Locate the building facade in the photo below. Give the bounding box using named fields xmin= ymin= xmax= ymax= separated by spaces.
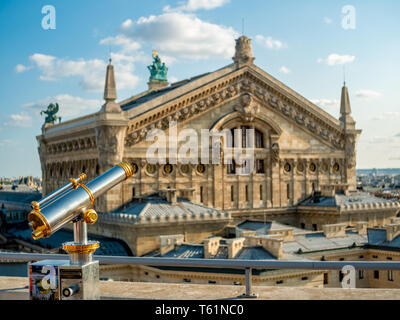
xmin=36 ymin=36 xmax=362 ymax=222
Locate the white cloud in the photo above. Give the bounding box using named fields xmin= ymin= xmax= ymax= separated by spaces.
xmin=163 ymin=0 xmax=230 ymax=12
xmin=26 ymin=53 xmax=139 ymax=92
xmin=371 ymin=111 xmax=400 ymax=121
xmin=279 ymin=66 xmax=291 ymax=74
xmin=355 ymin=90 xmax=382 ymax=100
xmin=15 ymin=64 xmax=31 ymax=73
xmin=324 ymin=17 xmax=333 ymax=24
xmin=118 ymin=12 xmax=238 ymax=60
xmin=318 ymin=53 xmax=355 ymax=66
xmin=23 ymin=94 xmax=102 ymax=119
xmin=255 ymin=35 xmax=286 ymax=50
xmin=5 ymin=112 xmax=33 ymax=127
xmin=99 ymin=34 xmax=141 ymax=54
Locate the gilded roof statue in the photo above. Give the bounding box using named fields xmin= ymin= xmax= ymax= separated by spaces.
xmin=147 ymin=50 xmax=168 ymax=83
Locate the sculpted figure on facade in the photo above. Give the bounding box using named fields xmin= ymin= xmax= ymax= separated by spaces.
xmin=95 ymin=126 xmax=125 ymax=169
xmin=233 ymin=35 xmax=255 ymax=65
xmin=271 ymin=143 xmax=280 ymax=165
xmin=235 ymin=93 xmax=259 ymax=122
xmin=345 ymin=134 xmax=357 ymax=169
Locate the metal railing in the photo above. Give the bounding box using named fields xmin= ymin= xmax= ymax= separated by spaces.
xmin=2 ymin=252 xmax=400 ymax=298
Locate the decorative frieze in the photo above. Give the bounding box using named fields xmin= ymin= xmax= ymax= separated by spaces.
xmin=46 ymin=137 xmax=97 ymax=155
xmin=124 ymin=72 xmax=346 ymax=150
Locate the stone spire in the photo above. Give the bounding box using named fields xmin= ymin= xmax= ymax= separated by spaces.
xmin=101 ymin=58 xmax=121 ymax=113
xmin=104 ymin=58 xmax=117 ymax=102
xmin=339 ymin=83 xmax=355 ymax=128
xmin=233 ymin=35 xmax=255 ymax=66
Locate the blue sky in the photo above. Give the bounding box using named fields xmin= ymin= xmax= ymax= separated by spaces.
xmin=0 ymin=0 xmax=399 ymax=177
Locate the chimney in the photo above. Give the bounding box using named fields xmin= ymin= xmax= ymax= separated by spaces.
xmin=226 ymin=238 xmax=245 ymax=259
xmin=159 ymin=234 xmax=184 ymax=255
xmin=355 ymin=222 xmax=368 ymax=235
xmin=203 ymin=237 xmax=221 ymax=259
xmin=244 ymin=236 xmax=283 ymax=259
xmin=385 ymin=223 xmax=400 ymax=242
xmin=160 ymin=188 xmax=177 ymax=204
xmin=322 ymin=223 xmax=347 ymax=238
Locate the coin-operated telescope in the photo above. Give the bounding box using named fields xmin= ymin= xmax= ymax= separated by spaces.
xmin=27 ymin=162 xmax=134 ymax=300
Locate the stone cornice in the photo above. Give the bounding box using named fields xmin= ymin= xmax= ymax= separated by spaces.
xmin=98 ymin=211 xmax=231 ymax=226
xmin=124 ymin=67 xmax=346 ymax=150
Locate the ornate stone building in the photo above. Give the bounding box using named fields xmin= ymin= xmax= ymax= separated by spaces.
xmin=37 ymin=35 xmax=362 ymax=222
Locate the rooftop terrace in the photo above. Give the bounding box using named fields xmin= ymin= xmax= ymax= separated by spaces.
xmin=1 ymin=276 xmax=400 ymax=300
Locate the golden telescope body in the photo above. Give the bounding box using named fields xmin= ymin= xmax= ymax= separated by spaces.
xmin=28 ymin=162 xmax=134 ymax=240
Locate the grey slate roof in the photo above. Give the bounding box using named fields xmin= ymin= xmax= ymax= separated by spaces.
xmin=298 ymin=191 xmax=396 ymax=208
xmin=0 ymin=191 xmax=41 ymax=204
xmin=237 ymin=220 xmax=305 ymax=235
xmin=12 ymin=228 xmax=132 ymax=256
xmin=152 ymin=242 xmax=276 ymax=260
xmin=282 ymin=232 xmax=367 ymax=255
xmin=120 ymin=72 xmax=211 ymax=111
xmin=367 ymin=228 xmax=400 ymax=249
xmin=119 ymin=196 xmax=218 ymax=218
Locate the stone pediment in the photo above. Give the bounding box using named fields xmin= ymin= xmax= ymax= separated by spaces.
xmin=125 ymin=65 xmax=345 ymax=149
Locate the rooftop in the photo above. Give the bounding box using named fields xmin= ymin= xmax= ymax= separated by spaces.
xmin=298 ymin=191 xmax=400 ymax=209
xmin=2 ymin=276 xmax=400 ymax=300
xmin=117 ymin=195 xmax=221 ymax=219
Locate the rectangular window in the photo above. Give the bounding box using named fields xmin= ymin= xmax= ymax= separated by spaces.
xmin=227 ymin=160 xmax=236 ymax=174
xmin=287 ymin=183 xmax=291 ymax=200
xmin=256 ymin=159 xmax=265 ymax=173
xmin=388 ymin=270 xmax=394 ymax=282
xmin=241 ymin=126 xmax=250 ymax=148
xmin=374 ymin=270 xmax=379 ymax=279
xmin=323 ymin=273 xmax=328 ymax=285
xmin=255 ymin=130 xmax=264 ymax=148
xmin=200 ymin=186 xmax=204 ymax=203
xmin=132 ymin=187 xmax=135 ymax=198
xmin=276 ymin=280 xmax=283 ymax=284
xmin=245 ymin=185 xmax=249 ymax=202
xmin=359 ymin=270 xmax=364 ymax=279
xmin=260 ymin=184 xmax=263 ymax=201
xmin=231 ymin=185 xmax=234 ymax=202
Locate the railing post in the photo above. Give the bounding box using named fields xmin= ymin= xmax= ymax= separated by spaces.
xmin=239 ymin=267 xmax=258 ymax=298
